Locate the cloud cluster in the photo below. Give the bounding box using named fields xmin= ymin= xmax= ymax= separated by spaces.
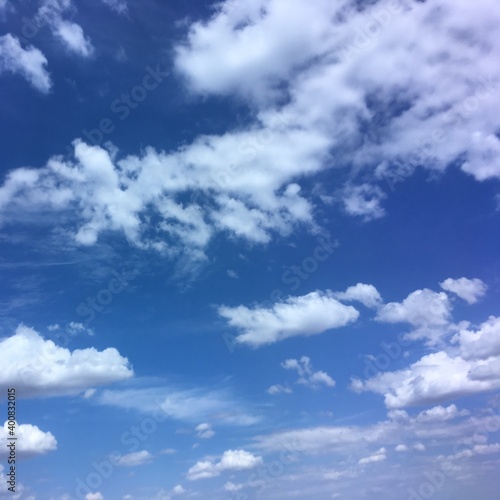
xmin=187 ymin=449 xmax=262 ymax=480
xmin=353 ymin=315 xmax=500 ymax=408
xmin=0 ymin=324 xmax=133 ymax=398
xmin=1 ymin=0 xmax=499 ymax=256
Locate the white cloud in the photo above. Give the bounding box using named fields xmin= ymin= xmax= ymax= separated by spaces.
xmin=219 ymin=291 xmax=359 ymax=347
xmin=377 ymin=289 xmax=451 ymax=328
xmin=0 ymin=421 xmax=57 ymax=458
xmin=0 ymin=34 xmax=52 ymax=93
xmin=0 ymin=324 xmax=133 ymax=398
xmin=114 ymin=450 xmax=153 ymax=467
xmin=36 ymin=0 xmax=94 ymax=57
xmin=267 ymin=384 xmax=292 ymax=395
xmin=1 ymin=0 xmax=500 ymax=258
xmin=333 ymin=283 xmax=382 ymax=309
xmin=187 ymin=449 xmax=262 ymax=481
xmin=282 ymin=356 xmax=335 ymax=388
xmin=171 ymin=484 xmax=185 ymax=495
xmin=195 ymin=423 xmax=215 ymax=439
xmin=457 ymin=316 xmax=500 ymax=360
xmin=224 ymin=481 xmax=243 ymax=492
xmin=101 ymin=0 xmax=128 ymax=14
xmin=85 ymin=494 xmax=104 ymax=500
xmin=415 ymin=404 xmax=469 ymax=423
xmin=413 ymin=443 xmax=426 ymax=452
xmin=352 ymin=346 xmax=500 ymax=408
xmin=440 ymin=277 xmax=488 ymax=304
xmin=358 ymin=447 xmax=386 ymax=465
xmin=395 ymin=444 xmax=407 ymax=452
xmin=341 ymin=184 xmax=386 ymax=221
xmin=53 ymin=20 xmax=94 ymax=57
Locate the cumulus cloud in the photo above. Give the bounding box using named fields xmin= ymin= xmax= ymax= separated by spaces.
xmin=219 ymin=291 xmax=359 ymax=347
xmin=0 ymin=34 xmax=52 ymax=93
xmin=0 ymin=324 xmax=133 ymax=398
xmin=195 ymin=423 xmax=215 ymax=439
xmin=281 ymin=356 xmax=335 ymax=388
xmin=0 ymin=421 xmax=57 ymax=458
xmin=333 ymin=283 xmax=382 ymax=309
xmin=113 ymin=450 xmax=153 ymax=466
xmin=186 ymin=449 xmax=262 ymax=480
xmin=440 ymin=277 xmax=488 ymax=304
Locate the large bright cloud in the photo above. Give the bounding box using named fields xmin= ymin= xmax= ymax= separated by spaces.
xmin=218 ymin=291 xmax=359 ymax=347
xmin=0 ymin=324 xmax=133 ymax=397
xmin=0 ymin=34 xmax=52 ymax=93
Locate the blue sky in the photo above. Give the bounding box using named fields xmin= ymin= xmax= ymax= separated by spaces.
xmin=0 ymin=0 xmax=500 ymax=499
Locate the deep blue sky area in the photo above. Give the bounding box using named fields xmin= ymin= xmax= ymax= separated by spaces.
xmin=1 ymin=1 xmax=500 ymax=499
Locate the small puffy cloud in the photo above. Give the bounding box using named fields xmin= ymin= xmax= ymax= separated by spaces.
xmin=100 ymin=0 xmax=128 ymax=14
xmin=282 ymin=356 xmax=335 ymax=388
xmin=267 ymin=384 xmax=292 ymax=395
xmin=0 ymin=324 xmax=133 ymax=398
xmin=224 ymin=482 xmax=243 ymax=492
xmin=85 ymin=494 xmax=104 ymax=500
xmin=395 ymin=444 xmax=408 ymax=452
xmin=333 ymin=283 xmax=382 ymax=309
xmin=440 ymin=277 xmax=487 ymax=304
xmin=414 ymin=443 xmax=426 ymax=452
xmin=171 ymin=484 xmax=185 ymax=495
xmin=341 ymin=184 xmax=386 ymax=221
xmin=53 ymin=20 xmax=94 ymax=57
xmin=219 ymin=291 xmax=359 ymax=347
xmin=227 ymin=270 xmax=239 ymax=279
xmin=0 ymin=421 xmax=57 ymax=458
xmin=0 ymin=34 xmax=52 ymax=93
xmin=113 ymin=450 xmax=153 ymax=467
xmin=358 ymin=447 xmax=386 ymax=465
xmin=187 ymin=449 xmax=262 ymax=481
xmin=195 ymin=423 xmax=215 ymax=439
